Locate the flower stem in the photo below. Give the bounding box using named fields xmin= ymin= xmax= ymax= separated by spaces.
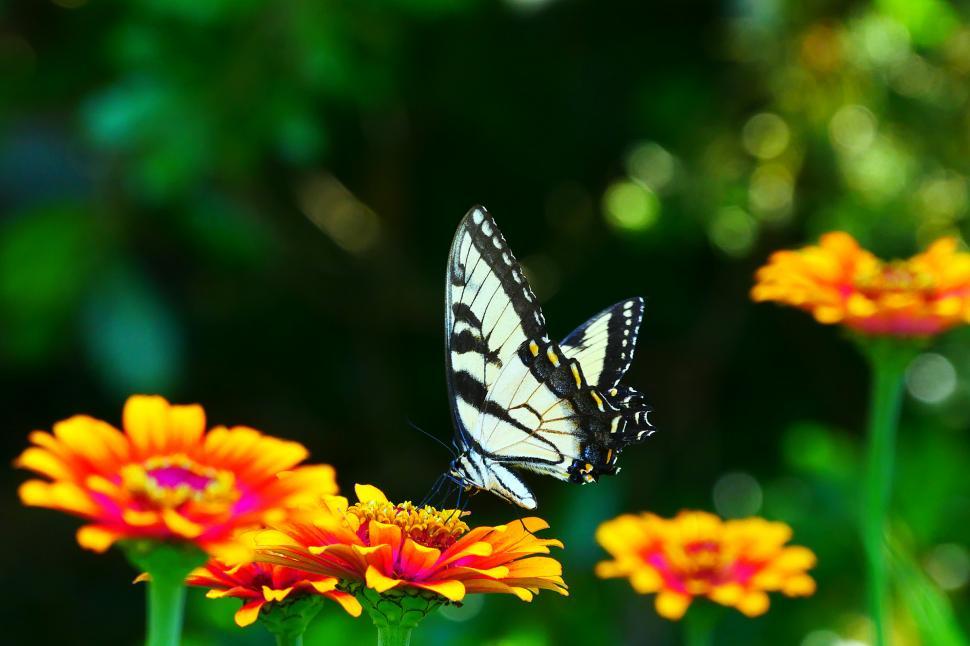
xmin=683 ymin=603 xmax=717 ymax=646
xmin=146 ymin=573 xmax=189 ymax=646
xmin=354 ymin=586 xmax=441 ymax=646
xmin=859 ymin=339 xmax=916 ymax=646
xmin=122 ymin=540 xmax=208 ymax=646
xmin=259 ymin=596 xmax=322 ymax=646
xmin=376 ymin=624 xmax=413 ymax=646
xmin=275 ymin=634 xmax=304 ymax=646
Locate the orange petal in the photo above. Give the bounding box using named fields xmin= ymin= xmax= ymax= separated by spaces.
xmin=308 ymin=579 xmax=339 ymax=594
xmin=77 ymin=525 xmax=123 ymax=552
xmin=123 ymin=395 xmax=171 ymax=457
xmin=655 ymin=591 xmax=691 ymax=620
xmin=161 ymin=508 xmax=204 ymax=538
xmin=262 ymin=585 xmax=293 ymax=602
xmin=737 ymin=591 xmax=770 ymax=617
xmin=364 ymin=565 xmax=401 ymax=593
xmin=413 ymin=579 xmax=465 ymax=602
xmin=354 ymin=484 xmax=388 ymax=504
xmin=132 ymin=572 xmax=151 ymax=584
xmin=327 ymin=590 xmax=363 ymax=617
xmin=234 ymin=600 xmax=264 ymax=627
xmin=20 ymin=480 xmax=99 ymax=515
xmin=398 ymin=538 xmax=441 ymax=577
xmin=123 ymin=509 xmax=160 ymax=527
xmin=167 ymin=404 xmax=206 ymax=452
xmin=14 ymin=448 xmax=74 ymax=481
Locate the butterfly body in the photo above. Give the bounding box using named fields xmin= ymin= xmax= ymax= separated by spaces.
xmin=444 ymin=206 xmax=654 ymax=509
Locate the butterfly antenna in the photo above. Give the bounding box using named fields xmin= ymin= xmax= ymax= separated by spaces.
xmin=406 ymin=418 xmax=457 ymax=458
xmin=420 ymin=473 xmax=446 ymax=508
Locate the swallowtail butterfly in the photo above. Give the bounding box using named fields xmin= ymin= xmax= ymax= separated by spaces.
xmin=444 ymin=206 xmax=654 ymax=509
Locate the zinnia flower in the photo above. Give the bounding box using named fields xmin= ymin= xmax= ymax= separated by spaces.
xmin=16 ymin=394 xmax=337 ymax=557
xmin=752 ymin=233 xmax=970 ymax=336
xmin=595 ymin=510 xmax=816 ymax=620
xmin=253 ymin=484 xmax=568 ymax=604
xmin=186 ymin=561 xmax=362 ymax=627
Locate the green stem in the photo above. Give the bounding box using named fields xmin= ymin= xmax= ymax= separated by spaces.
xmin=122 ymin=540 xmax=208 ymax=646
xmin=683 ymin=603 xmax=717 ymax=646
xmin=860 ymin=339 xmax=915 ymax=646
xmin=376 ymin=624 xmax=413 ymax=646
xmin=275 ymin=634 xmax=304 ymax=646
xmin=259 ymin=596 xmax=321 ymax=646
xmin=354 ymin=586 xmax=441 ymax=646
xmin=146 ymin=573 xmax=188 ymax=646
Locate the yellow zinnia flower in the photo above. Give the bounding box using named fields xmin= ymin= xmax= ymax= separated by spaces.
xmin=595 ymin=510 xmax=816 ymax=620
xmin=16 ymin=394 xmax=337 ymax=557
xmin=752 ymin=233 xmax=970 ymax=336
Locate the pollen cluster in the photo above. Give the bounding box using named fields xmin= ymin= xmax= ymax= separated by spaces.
xmin=347 ymin=500 xmax=469 ymax=550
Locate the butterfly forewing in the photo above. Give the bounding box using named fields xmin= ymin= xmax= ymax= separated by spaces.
xmin=445 ymin=206 xmax=547 ymax=443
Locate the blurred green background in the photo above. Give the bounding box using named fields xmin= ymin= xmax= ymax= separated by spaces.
xmin=3 ymin=0 xmax=970 ymax=644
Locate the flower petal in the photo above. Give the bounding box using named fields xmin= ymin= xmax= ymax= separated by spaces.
xmin=76 ymin=525 xmax=123 ymax=552
xmin=354 ymin=484 xmax=388 ymax=505
xmin=412 ymin=579 xmax=465 ymax=602
xmin=365 ymin=565 xmax=401 ymax=593
xmin=234 ymin=600 xmax=264 ymax=627
xmin=655 ymin=591 xmax=691 ymax=620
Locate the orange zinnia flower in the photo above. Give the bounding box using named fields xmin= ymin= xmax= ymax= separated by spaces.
xmin=253 ymin=484 xmax=567 ymax=604
xmin=595 ymin=511 xmax=816 ymax=620
xmin=16 ymin=395 xmax=337 ymax=556
xmin=752 ymin=233 xmax=970 ymax=336
xmin=186 ymin=561 xmax=362 ymax=627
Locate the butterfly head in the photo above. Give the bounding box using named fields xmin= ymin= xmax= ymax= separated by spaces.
xmin=447 ymin=451 xmax=538 ymax=509
xmin=447 ymin=452 xmax=483 ymax=493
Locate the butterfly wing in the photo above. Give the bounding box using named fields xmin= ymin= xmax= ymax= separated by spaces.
xmin=445 ymin=207 xmax=654 ymax=507
xmin=560 ymin=298 xmax=644 ymax=390
xmin=445 ymin=205 xmax=548 ymax=451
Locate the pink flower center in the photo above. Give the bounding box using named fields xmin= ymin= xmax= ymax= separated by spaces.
xmin=120 ymin=455 xmax=238 ymax=509
xmin=147 ymin=465 xmax=213 ymax=491
xmin=642 ymin=540 xmax=763 ymax=594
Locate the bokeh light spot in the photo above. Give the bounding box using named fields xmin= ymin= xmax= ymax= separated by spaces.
xmin=855 ymin=15 xmax=911 ymax=68
xmin=905 ymin=352 xmax=957 ymax=404
xmin=924 ymin=543 xmax=970 ymax=591
xmin=840 ymin=135 xmax=911 ymax=203
xmin=829 ymin=105 xmax=876 ymax=155
xmin=713 ymin=471 xmax=763 ymax=518
xmin=709 ymin=206 xmax=757 ymax=257
xmin=748 ymin=163 xmax=794 ymax=219
xmin=742 ymin=113 xmax=790 ymax=160
xmin=625 ymin=142 xmax=676 ymax=192
xmin=916 ymin=171 xmax=967 ymax=221
xmin=602 ymin=180 xmax=660 ymax=232
xmin=439 ymin=593 xmax=485 ymax=621
xmin=298 ymin=174 xmax=381 ymax=254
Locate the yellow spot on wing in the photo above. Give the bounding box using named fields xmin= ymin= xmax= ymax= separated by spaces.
xmin=590 ymin=390 xmax=604 ymax=411
xmin=529 ymin=341 xmax=540 ymax=357
xmin=547 ymin=347 xmax=560 ymax=367
xmin=570 ymin=364 xmax=582 ymax=388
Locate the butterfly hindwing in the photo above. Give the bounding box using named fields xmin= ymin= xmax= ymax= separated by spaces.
xmin=561 ymin=297 xmax=644 ymax=390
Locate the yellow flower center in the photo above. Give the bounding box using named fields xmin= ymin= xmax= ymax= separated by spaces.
xmin=120 ymin=454 xmax=239 ymax=509
xmin=347 ymin=500 xmax=469 ymax=550
xmin=854 ymin=261 xmax=935 ymax=295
